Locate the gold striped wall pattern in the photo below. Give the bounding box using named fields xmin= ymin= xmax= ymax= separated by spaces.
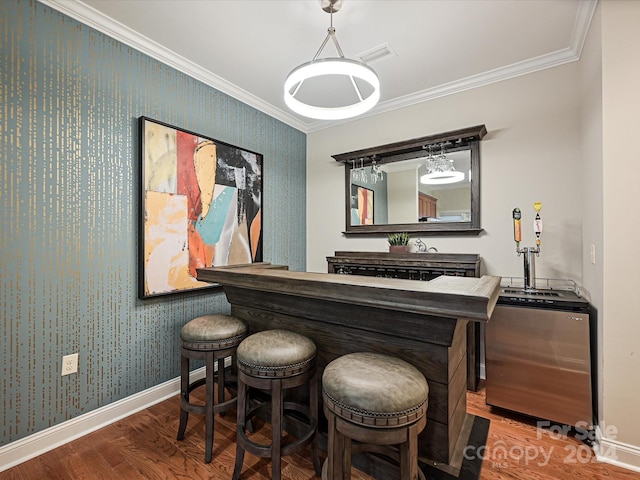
xmin=0 ymin=0 xmax=307 ymax=445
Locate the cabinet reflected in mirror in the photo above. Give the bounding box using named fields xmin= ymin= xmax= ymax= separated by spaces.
xmin=335 ymin=125 xmax=486 ymax=236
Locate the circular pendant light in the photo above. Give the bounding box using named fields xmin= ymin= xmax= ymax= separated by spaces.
xmin=420 ymin=171 xmax=465 ymax=185
xmin=284 ymin=1 xmax=380 ymax=120
xmin=284 ymin=58 xmax=380 ymax=120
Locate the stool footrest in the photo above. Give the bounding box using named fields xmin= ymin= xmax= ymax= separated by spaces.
xmin=237 ymin=403 xmax=318 ymax=459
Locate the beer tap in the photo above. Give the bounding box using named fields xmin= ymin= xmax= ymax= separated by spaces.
xmin=513 ymin=202 xmax=542 ymax=291
xmin=533 ymin=201 xmax=543 ymax=249
xmin=512 ymin=207 xmax=522 ymax=250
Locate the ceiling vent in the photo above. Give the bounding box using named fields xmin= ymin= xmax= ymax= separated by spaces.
xmin=357 ymin=42 xmax=397 ymax=65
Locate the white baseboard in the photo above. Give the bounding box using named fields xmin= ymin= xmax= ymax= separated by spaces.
xmin=595 ymin=428 xmax=640 ymax=473
xmin=0 ymin=367 xmax=205 ymax=472
xmin=7 ymin=365 xmax=640 ymax=476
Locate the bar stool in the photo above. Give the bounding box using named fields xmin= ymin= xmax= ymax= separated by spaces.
xmin=322 ymin=352 xmax=429 ymax=480
xmin=176 ymin=314 xmax=248 ymax=463
xmin=233 ymin=329 xmax=322 ymax=480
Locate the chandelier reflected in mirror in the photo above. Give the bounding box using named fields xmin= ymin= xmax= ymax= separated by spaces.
xmin=284 ymin=0 xmax=380 ymax=120
xmin=420 ymin=144 xmax=465 ymax=185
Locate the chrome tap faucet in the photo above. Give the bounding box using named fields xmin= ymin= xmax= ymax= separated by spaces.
xmin=517 ymin=246 xmax=540 ymax=291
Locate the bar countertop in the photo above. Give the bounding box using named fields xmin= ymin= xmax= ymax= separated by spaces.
xmin=197 ymin=263 xmax=501 ymax=322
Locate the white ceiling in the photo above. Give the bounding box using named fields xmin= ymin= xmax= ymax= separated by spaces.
xmin=42 ymin=0 xmax=597 ymax=133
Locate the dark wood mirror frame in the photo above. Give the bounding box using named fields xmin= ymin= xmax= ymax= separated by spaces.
xmin=332 ymin=125 xmax=487 ymax=236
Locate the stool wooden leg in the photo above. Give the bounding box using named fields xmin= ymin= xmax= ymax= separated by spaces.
xmin=176 ymin=354 xmax=189 ymax=441
xmin=309 ymin=371 xmax=322 ymax=476
xmin=271 ymin=379 xmax=283 ymax=480
xmin=232 ymin=375 xmax=247 ymax=480
xmin=399 ymin=422 xmax=420 ymax=480
xmin=217 ymin=357 xmax=226 ymax=414
xmin=204 ymin=351 xmax=215 ymax=463
xmin=341 ymin=433 xmax=352 ymax=480
xmin=326 ymin=411 xmax=336 ymax=479
xmin=326 ymin=411 xmax=350 ymax=480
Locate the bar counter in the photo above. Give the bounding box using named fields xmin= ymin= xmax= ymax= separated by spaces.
xmin=197 ymin=263 xmax=500 ymax=475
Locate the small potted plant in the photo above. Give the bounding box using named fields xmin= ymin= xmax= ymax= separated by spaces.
xmin=387 ymin=232 xmax=410 ymax=253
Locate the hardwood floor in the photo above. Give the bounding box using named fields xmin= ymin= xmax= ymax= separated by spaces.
xmin=2 ymin=382 xmax=639 ymax=480
xmin=466 ymin=384 xmax=640 ymax=480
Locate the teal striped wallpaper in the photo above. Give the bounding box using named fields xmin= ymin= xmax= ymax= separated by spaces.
xmin=0 ymin=0 xmax=306 ymax=445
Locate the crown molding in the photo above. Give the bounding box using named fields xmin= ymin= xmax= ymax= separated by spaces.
xmin=308 ymin=0 xmax=599 ymax=133
xmin=571 ymin=0 xmax=599 ymax=57
xmin=39 ymin=0 xmax=598 ymax=135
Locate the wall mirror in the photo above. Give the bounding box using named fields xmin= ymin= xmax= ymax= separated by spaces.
xmin=332 ymin=125 xmax=487 ymax=235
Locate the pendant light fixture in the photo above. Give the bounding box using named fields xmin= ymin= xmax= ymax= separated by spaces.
xmin=284 ymin=0 xmax=380 ymax=120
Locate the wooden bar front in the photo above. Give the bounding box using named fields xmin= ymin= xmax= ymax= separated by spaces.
xmin=197 ymin=264 xmax=500 ymax=469
xmin=326 ymin=251 xmax=483 ymax=392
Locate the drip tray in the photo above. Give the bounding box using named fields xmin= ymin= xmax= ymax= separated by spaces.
xmin=498 ymin=285 xmax=589 ymax=309
xmin=502 ymin=288 xmax=561 ymax=297
xmin=498 ymin=278 xmax=589 ymax=308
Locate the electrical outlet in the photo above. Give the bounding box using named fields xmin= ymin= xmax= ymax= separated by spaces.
xmin=61 ymin=353 xmax=78 ymax=376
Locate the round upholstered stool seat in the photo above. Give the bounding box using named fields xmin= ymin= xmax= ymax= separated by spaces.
xmin=233 ymin=329 xmax=322 ymax=480
xmin=237 ymin=329 xmax=317 ymax=377
xmin=177 ymin=314 xmax=248 ymax=463
xmin=180 ymin=314 xmax=248 ymax=349
xmin=322 ymin=352 xmax=429 ymax=480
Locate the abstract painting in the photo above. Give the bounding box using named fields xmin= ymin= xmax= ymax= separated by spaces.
xmin=138 ymin=117 xmax=263 ymax=298
xmin=350 ymin=185 xmax=374 ymax=225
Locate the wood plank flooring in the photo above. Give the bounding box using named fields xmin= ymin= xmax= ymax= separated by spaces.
xmin=2 ymin=382 xmax=639 ymax=479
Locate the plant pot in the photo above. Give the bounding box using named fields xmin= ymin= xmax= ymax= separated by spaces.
xmin=389 ymin=245 xmax=409 ymax=253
